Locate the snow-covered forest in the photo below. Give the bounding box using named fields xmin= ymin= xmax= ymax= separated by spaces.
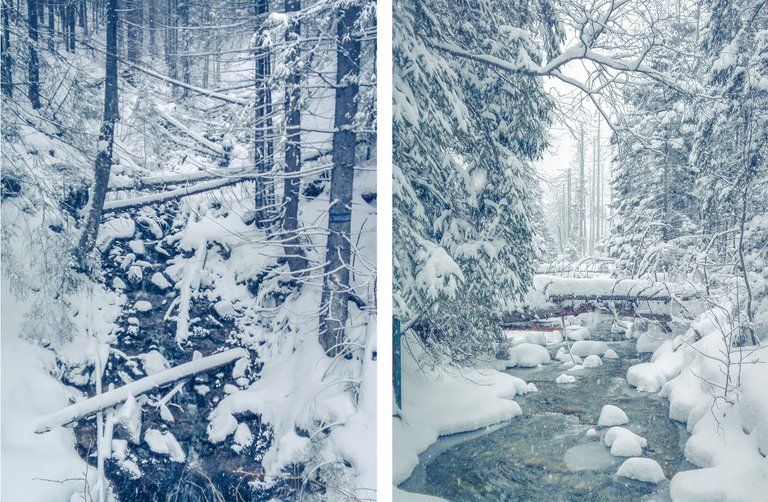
xmin=1 ymin=0 xmax=377 ymax=500
xmin=394 ymin=0 xmax=767 ymax=500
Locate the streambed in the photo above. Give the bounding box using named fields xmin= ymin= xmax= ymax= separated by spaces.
xmin=399 ymin=316 xmax=693 ymax=501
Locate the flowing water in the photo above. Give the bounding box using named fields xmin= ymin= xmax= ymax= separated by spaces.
xmin=399 ymin=316 xmax=694 ymax=501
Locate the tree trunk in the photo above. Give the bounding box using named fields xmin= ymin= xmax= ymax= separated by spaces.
xmin=253 ymin=0 xmax=275 ymax=229
xmin=77 ymin=0 xmax=119 ymax=267
xmin=1 ymin=0 xmax=12 ymax=97
xmin=164 ymin=0 xmax=177 ymax=81
xmin=126 ymin=0 xmax=142 ymax=65
xmin=66 ymin=0 xmax=74 ymax=52
xmin=46 ymin=0 xmax=54 ymax=51
xmin=148 ymin=0 xmax=157 ymax=57
xmin=319 ymin=4 xmax=361 ymax=356
xmin=281 ymin=0 xmax=308 ymax=272
xmin=27 ymin=0 xmax=41 ymax=108
xmin=178 ymin=0 xmax=189 ymax=95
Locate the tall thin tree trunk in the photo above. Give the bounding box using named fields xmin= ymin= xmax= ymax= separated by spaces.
xmin=47 ymin=0 xmax=54 ymax=51
xmin=66 ymin=0 xmax=74 ymax=52
xmin=319 ymin=4 xmax=361 ymax=355
xmin=1 ymin=0 xmax=12 ymax=97
xmin=27 ymin=0 xmax=41 ymax=108
xmin=253 ymin=0 xmax=275 ymax=229
xmin=78 ymin=0 xmax=119 ymax=267
xmin=281 ymin=0 xmax=307 ymax=272
xmin=148 ymin=0 xmax=157 ymax=57
xmin=164 ymin=0 xmax=177 ymax=81
xmin=178 ymin=0 xmax=189 ymax=94
xmin=126 ymin=0 xmax=142 ymax=64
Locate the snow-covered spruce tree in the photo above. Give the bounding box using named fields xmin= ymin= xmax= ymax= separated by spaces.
xmin=691 ymin=0 xmax=768 ymax=324
xmin=608 ymin=4 xmax=702 ymax=278
xmin=394 ymin=0 xmax=562 ymax=364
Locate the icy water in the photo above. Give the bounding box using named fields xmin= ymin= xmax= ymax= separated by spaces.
xmin=399 ymin=316 xmax=694 ymax=501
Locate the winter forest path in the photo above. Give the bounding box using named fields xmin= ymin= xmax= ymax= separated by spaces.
xmin=399 ymin=316 xmax=694 ymax=501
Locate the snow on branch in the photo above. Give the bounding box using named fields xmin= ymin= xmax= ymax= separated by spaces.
xmin=34 ymin=348 xmax=249 ymax=433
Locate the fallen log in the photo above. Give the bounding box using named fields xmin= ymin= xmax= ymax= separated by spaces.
xmin=35 ymin=348 xmax=248 ymax=433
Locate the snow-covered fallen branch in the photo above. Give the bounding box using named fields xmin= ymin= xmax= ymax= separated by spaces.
xmin=34 ymin=348 xmax=249 ymax=433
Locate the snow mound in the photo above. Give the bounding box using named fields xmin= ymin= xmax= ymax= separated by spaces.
xmin=556 ymin=374 xmax=576 ymax=384
xmin=144 ymin=429 xmax=186 ymax=462
xmin=616 ymin=457 xmax=665 ymax=483
xmin=527 ymin=383 xmax=539 ymax=393
xmin=565 ymin=325 xmax=591 ymax=341
xmin=555 ymin=347 xmax=582 ymax=364
xmin=636 ymin=329 xmax=672 ymax=353
xmin=506 ymin=330 xmax=548 ymax=347
xmin=627 ymin=349 xmax=683 ymax=393
xmin=603 ymin=348 xmax=619 ymax=359
xmin=571 ymin=340 xmax=609 ymax=357
xmin=604 ymin=427 xmax=647 ymax=457
xmin=150 ymin=272 xmax=172 ymax=290
xmin=506 ymin=343 xmax=550 ymax=367
xmin=582 ymin=355 xmax=603 ymax=368
xmin=134 ymin=300 xmax=153 ymax=312
xmin=97 ymin=217 xmax=136 ymax=251
xmin=598 ymin=405 xmax=629 ymax=426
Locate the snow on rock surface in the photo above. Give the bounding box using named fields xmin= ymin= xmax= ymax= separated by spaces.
xmin=582 ymin=355 xmax=603 ymax=368
xmin=603 ymin=427 xmax=647 ymax=457
xmin=96 ymin=217 xmax=136 ymax=251
xmin=556 ymin=374 xmax=576 ymax=384
xmin=144 ymin=429 xmax=186 ymax=462
xmin=565 ymin=325 xmax=591 ymax=341
xmin=500 ymin=343 xmax=550 ymax=368
xmin=134 ymin=300 xmax=153 ymax=312
xmin=616 ymin=457 xmax=665 ymax=483
xmin=598 ymin=405 xmax=629 ymax=426
xmin=627 ymin=348 xmax=683 ymax=393
xmin=570 ymin=340 xmax=608 ymax=357
xmin=603 ymin=348 xmax=619 ymax=359
xmin=150 ymin=272 xmax=172 ymax=290
xmin=555 ymin=347 xmax=582 ymax=364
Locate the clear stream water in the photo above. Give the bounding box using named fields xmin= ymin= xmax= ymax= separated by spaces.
xmin=399 ymin=316 xmax=694 ymax=501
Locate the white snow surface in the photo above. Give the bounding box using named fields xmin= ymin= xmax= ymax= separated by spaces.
xmin=570 ymin=340 xmax=609 ymax=357
xmin=616 ymin=457 xmax=665 ymax=483
xmin=603 ymin=427 xmax=647 ymax=457
xmin=598 ymin=405 xmax=629 ymax=426
xmin=499 ymin=343 xmax=551 ymax=368
xmin=144 ymin=429 xmax=186 ymax=462
xmin=556 ymin=374 xmax=576 ymax=384
xmin=393 ymin=336 xmax=529 ymax=485
xmin=582 ymin=354 xmax=603 ymax=368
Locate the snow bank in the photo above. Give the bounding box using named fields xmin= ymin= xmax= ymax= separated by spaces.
xmin=393 ymin=338 xmax=529 ymax=485
xmin=598 ymin=405 xmax=628 ymax=426
xmin=616 ymin=458 xmax=665 ymax=483
xmin=565 ymin=325 xmax=590 ymax=341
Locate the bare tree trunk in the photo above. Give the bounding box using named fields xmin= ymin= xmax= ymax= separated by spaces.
xmin=126 ymin=0 xmax=142 ymax=64
xmin=178 ymin=0 xmax=189 ymax=95
xmin=46 ymin=0 xmax=54 ymax=51
xmin=27 ymin=0 xmax=41 ymax=108
xmin=148 ymin=0 xmax=157 ymax=57
xmin=253 ymin=0 xmax=275 ymax=229
xmin=1 ymin=0 xmax=12 ymax=97
xmin=78 ymin=0 xmax=119 ymax=268
xmin=319 ymin=4 xmax=361 ymax=356
xmin=164 ymin=0 xmax=177 ymax=81
xmin=66 ymin=0 xmax=74 ymax=52
xmin=281 ymin=0 xmax=307 ymax=272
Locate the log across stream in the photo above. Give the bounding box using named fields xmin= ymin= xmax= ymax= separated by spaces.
xmin=399 ymin=315 xmax=694 ymax=502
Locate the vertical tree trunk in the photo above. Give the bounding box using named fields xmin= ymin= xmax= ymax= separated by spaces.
xmin=79 ymin=0 xmax=86 ymax=31
xmin=66 ymin=0 xmax=74 ymax=52
xmin=78 ymin=0 xmax=118 ymax=267
xmin=253 ymin=0 xmax=275 ymax=229
xmin=46 ymin=0 xmax=54 ymax=51
xmin=578 ymin=124 xmax=586 ymax=255
xmin=126 ymin=0 xmax=142 ymax=64
xmin=27 ymin=0 xmax=41 ymax=108
xmin=164 ymin=0 xmax=177 ymax=81
xmin=281 ymin=0 xmax=307 ymax=272
xmin=319 ymin=4 xmax=361 ymax=356
xmin=178 ymin=0 xmax=189 ymax=94
xmin=1 ymin=0 xmax=12 ymax=97
xmin=148 ymin=0 xmax=157 ymax=57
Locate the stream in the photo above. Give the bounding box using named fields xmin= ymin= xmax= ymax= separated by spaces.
xmin=399 ymin=315 xmax=694 ymax=501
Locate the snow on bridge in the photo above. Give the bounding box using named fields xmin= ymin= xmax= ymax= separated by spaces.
xmin=504 ymin=275 xmax=698 ymax=327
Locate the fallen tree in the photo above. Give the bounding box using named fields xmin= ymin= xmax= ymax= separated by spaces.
xmin=35 ymin=348 xmax=249 ymax=433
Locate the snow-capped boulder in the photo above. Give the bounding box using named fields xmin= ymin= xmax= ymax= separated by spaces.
xmin=583 ymin=355 xmax=603 ymax=368
xmin=556 ymin=374 xmax=576 ymax=384
xmin=565 ymin=325 xmax=591 ymax=341
xmin=510 ymin=343 xmax=551 ymax=367
xmin=598 ymin=405 xmax=629 ymax=426
xmin=134 ymin=300 xmax=152 ymax=312
xmin=616 ymin=457 xmax=665 ymax=483
xmin=603 ymin=427 xmax=647 ymax=457
xmin=603 ymin=348 xmax=619 ymax=360
xmin=144 ymin=429 xmax=186 ymax=462
xmin=571 ymin=341 xmax=609 ymax=357
xmin=150 ymin=272 xmax=172 ymax=291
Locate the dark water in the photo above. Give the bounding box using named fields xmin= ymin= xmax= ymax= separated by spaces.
xmin=399 ymin=316 xmax=694 ymax=501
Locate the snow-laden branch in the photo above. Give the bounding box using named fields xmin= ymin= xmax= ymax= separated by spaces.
xmin=34 ymin=348 xmax=249 ymax=433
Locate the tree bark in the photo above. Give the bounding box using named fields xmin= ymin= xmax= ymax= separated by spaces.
xmin=77 ymin=0 xmax=118 ymax=267
xmin=1 ymin=0 xmax=12 ymax=97
xmin=319 ymin=4 xmax=361 ymax=356
xmin=27 ymin=0 xmax=41 ymax=108
xmin=126 ymin=0 xmax=142 ymax=68
xmin=253 ymin=0 xmax=275 ymax=229
xmin=281 ymin=0 xmax=308 ymax=272
xmin=66 ymin=0 xmax=74 ymax=52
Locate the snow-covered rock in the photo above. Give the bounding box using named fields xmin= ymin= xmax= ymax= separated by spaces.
xmin=556 ymin=374 xmax=576 ymax=384
xmin=127 ymin=240 xmax=146 ymax=256
xmin=112 ymin=277 xmax=127 ymax=290
xmin=565 ymin=325 xmax=591 ymax=341
xmin=586 ymin=428 xmax=597 ymax=438
xmin=627 ymin=350 xmax=683 ymax=393
xmin=616 ymin=457 xmax=665 ymax=483
xmin=144 ymin=429 xmax=186 ymax=462
xmin=603 ymin=427 xmax=647 ymax=457
xmin=97 ymin=218 xmax=136 ymax=252
xmin=636 ymin=330 xmax=672 ymax=353
xmin=507 ymin=343 xmax=550 ymax=367
xmin=150 ymin=272 xmax=172 ymax=290
xmin=134 ymin=300 xmax=152 ymax=312
xmin=603 ymin=348 xmax=619 ymax=360
xmin=598 ymin=405 xmax=629 ymax=426
xmin=571 ymin=340 xmax=609 ymax=357
xmin=138 ymin=350 xmax=170 ymax=375
xmin=527 ymin=383 xmax=539 ymax=393
xmin=555 ymin=347 xmax=582 ymax=364
xmin=582 ymin=355 xmax=603 ymax=368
